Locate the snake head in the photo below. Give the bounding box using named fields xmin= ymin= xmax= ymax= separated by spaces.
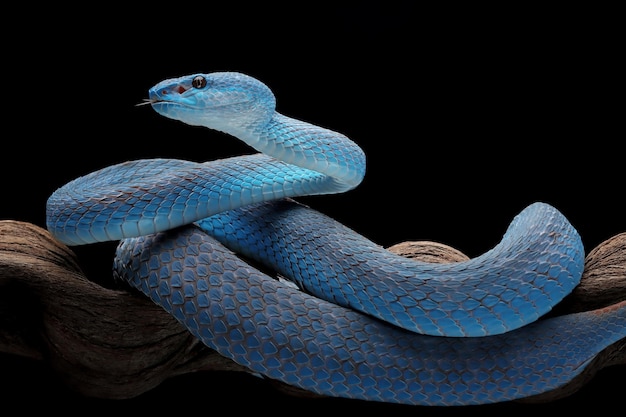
xmin=145 ymin=72 xmax=276 ymax=135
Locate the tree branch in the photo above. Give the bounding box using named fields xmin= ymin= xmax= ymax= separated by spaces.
xmin=1 ymin=220 xmax=624 ymax=403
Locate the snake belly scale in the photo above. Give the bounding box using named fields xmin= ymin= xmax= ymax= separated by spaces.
xmin=45 ymin=72 xmax=625 ymax=406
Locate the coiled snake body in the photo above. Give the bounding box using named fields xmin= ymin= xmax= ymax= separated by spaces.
xmin=45 ymin=72 xmax=626 ymax=406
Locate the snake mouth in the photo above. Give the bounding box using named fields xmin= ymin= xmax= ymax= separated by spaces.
xmin=135 ymin=99 xmax=204 ymax=110
xmin=135 ymin=99 xmax=181 ymax=111
xmin=136 ymin=98 xmax=192 ymax=106
xmin=136 ymin=98 xmax=251 ymax=110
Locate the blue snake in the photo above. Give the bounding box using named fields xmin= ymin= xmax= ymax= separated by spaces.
xmin=45 ymin=72 xmax=626 ymax=406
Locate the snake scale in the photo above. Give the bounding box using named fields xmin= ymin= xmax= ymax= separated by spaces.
xmin=45 ymin=72 xmax=626 ymax=406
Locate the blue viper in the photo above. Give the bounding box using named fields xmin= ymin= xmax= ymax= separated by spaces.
xmin=45 ymin=72 xmax=625 ymax=406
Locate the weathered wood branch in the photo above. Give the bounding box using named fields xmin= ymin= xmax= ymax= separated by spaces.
xmin=1 ymin=220 xmax=624 ymax=403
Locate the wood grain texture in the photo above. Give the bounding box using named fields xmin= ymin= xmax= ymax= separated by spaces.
xmin=1 ymin=220 xmax=624 ymax=403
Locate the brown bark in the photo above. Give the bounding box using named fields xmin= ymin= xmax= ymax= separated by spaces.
xmin=1 ymin=220 xmax=624 ymax=403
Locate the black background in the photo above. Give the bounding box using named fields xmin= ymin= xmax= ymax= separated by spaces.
xmin=1 ymin=2 xmax=623 ymax=414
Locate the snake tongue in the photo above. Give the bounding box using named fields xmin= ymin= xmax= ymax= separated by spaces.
xmin=135 ymin=99 xmax=156 ymax=107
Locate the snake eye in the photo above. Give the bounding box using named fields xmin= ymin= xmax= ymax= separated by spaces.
xmin=192 ymin=76 xmax=207 ymax=89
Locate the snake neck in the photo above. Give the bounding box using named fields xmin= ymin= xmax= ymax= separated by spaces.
xmin=148 ymin=72 xmax=366 ymax=192
xmin=221 ymin=112 xmax=367 ymax=192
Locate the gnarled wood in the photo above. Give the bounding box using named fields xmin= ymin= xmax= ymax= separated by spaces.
xmin=0 ymin=220 xmax=624 ymax=403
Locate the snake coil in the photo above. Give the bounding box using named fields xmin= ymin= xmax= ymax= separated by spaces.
xmin=46 ymin=72 xmax=625 ymax=406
